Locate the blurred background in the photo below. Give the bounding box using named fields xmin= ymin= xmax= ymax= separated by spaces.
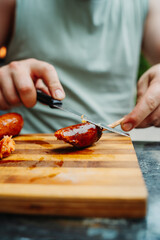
xmin=0 ymin=46 xmax=7 ymax=64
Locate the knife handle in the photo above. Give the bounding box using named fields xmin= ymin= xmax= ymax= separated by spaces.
xmin=108 ymin=117 xmax=125 ymax=128
xmin=36 ymin=89 xmax=62 ymax=108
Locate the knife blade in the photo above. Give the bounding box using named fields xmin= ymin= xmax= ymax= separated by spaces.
xmin=36 ymin=89 xmax=129 ymax=137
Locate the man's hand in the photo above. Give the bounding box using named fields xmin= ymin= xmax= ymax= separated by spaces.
xmin=122 ymin=64 xmax=160 ymax=131
xmin=122 ymin=0 xmax=160 ymax=132
xmin=0 ymin=58 xmax=65 ymax=110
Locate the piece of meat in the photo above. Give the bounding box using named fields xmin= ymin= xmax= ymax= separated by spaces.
xmin=0 ymin=135 xmax=15 ymax=159
xmin=54 ymin=122 xmax=103 ymax=148
xmin=0 ymin=113 xmax=24 ymax=140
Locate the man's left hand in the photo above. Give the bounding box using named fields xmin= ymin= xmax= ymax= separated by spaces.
xmin=121 ymin=64 xmax=160 ymax=131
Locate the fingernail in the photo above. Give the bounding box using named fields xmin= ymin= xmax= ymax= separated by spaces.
xmin=122 ymin=123 xmax=133 ymax=131
xmin=55 ymin=89 xmax=64 ymax=99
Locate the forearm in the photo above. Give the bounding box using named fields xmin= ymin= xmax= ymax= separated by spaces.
xmin=142 ymin=25 xmax=160 ymax=65
xmin=142 ymin=0 xmax=160 ymax=65
xmin=142 ymin=47 xmax=160 ymax=66
xmin=0 ymin=0 xmax=15 ymax=47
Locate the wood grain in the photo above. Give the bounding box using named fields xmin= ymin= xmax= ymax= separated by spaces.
xmin=0 ymin=133 xmax=147 ymax=218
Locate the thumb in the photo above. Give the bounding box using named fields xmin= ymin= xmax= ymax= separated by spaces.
xmin=121 ymin=85 xmax=159 ymax=131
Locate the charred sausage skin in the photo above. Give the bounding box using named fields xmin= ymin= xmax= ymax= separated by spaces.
xmin=0 ymin=113 xmax=24 ymax=140
xmin=54 ymin=122 xmax=102 ymax=148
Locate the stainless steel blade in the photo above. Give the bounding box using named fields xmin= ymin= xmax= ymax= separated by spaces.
xmin=83 ymin=118 xmax=129 ymax=137
xmin=53 ymin=105 xmax=129 ymax=137
xmin=53 ymin=105 xmax=82 ymax=117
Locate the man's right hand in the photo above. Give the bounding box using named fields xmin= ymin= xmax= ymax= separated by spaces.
xmin=0 ymin=58 xmax=65 ymax=110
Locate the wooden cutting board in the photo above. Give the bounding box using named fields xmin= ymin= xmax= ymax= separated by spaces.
xmin=0 ymin=133 xmax=147 ymax=218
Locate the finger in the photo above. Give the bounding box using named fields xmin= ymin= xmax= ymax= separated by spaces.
xmin=0 ymin=90 xmax=11 ymax=110
xmin=35 ymin=78 xmax=50 ymax=95
xmin=0 ymin=67 xmax=14 ymax=108
xmin=10 ymin=61 xmax=37 ymax=108
xmin=121 ymin=81 xmax=160 ymax=131
xmin=28 ymin=59 xmax=65 ymax=100
xmin=136 ymin=105 xmax=160 ymax=128
xmin=0 ymin=72 xmax=21 ymax=106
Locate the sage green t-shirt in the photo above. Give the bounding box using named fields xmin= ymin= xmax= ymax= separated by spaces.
xmin=6 ymin=0 xmax=148 ymax=133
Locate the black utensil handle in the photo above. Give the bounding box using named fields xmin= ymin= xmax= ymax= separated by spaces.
xmin=36 ymin=89 xmax=62 ymax=108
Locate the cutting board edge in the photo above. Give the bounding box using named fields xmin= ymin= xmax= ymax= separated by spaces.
xmin=0 ymin=196 xmax=147 ymax=218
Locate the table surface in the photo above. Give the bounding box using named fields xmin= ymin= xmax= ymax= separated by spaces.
xmin=0 ymin=141 xmax=159 ymax=240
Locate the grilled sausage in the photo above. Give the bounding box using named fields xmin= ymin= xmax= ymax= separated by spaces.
xmin=54 ymin=122 xmax=102 ymax=148
xmin=0 ymin=113 xmax=24 ymax=140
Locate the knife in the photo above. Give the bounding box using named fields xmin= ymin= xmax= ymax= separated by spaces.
xmin=36 ymin=89 xmax=129 ymax=137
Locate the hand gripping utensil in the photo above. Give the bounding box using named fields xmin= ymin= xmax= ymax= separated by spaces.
xmin=36 ymin=89 xmax=129 ymax=137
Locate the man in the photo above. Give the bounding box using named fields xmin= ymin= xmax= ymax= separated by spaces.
xmin=0 ymin=0 xmax=160 ymax=133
